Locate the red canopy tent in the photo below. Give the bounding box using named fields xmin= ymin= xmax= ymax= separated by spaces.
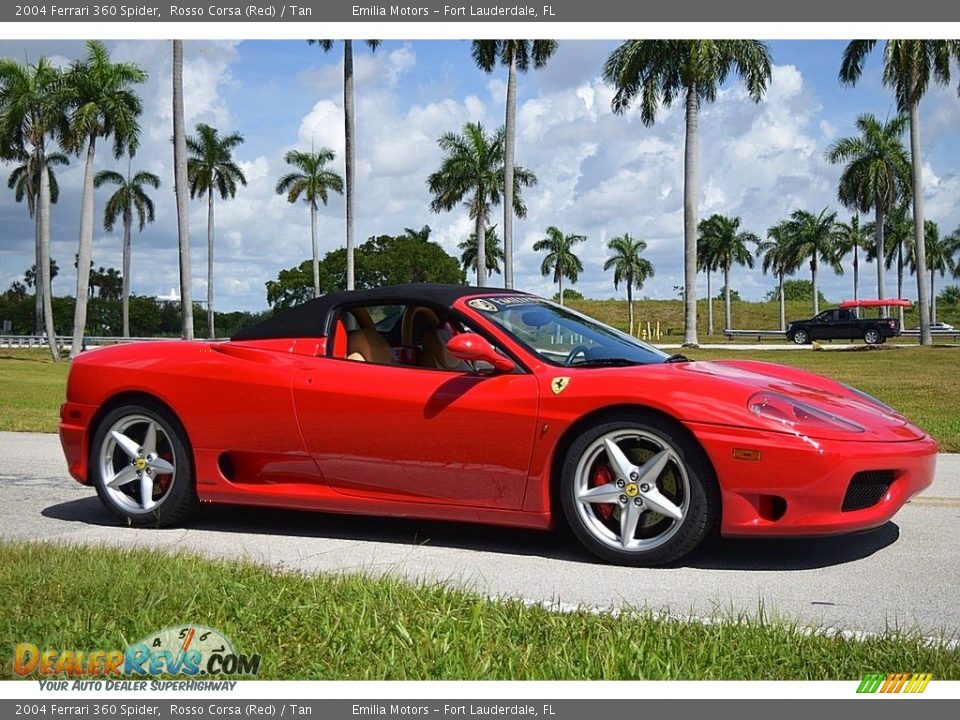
xmin=838 ymin=298 xmax=912 ymax=309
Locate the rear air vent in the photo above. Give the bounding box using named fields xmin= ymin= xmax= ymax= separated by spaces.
xmin=842 ymin=470 xmax=895 ymax=512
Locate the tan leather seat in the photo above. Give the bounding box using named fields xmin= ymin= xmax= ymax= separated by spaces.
xmin=420 ymin=326 xmax=468 ymax=371
xmin=347 ymin=328 xmax=392 ymax=364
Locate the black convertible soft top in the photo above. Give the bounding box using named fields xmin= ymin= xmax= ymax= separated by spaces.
xmin=231 ymin=283 xmax=531 ymax=341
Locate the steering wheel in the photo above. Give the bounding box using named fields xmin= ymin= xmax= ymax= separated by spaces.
xmin=563 ymin=345 xmax=591 ymax=366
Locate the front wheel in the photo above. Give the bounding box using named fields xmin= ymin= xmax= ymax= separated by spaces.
xmin=560 ymin=415 xmax=719 ymax=566
xmin=90 ymin=402 xmax=199 ymax=527
xmin=863 ymin=328 xmax=881 ymax=345
xmin=790 ymin=329 xmax=809 ymax=345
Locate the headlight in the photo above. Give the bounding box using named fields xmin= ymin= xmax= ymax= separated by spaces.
xmin=748 ymin=391 xmax=864 ymax=434
xmin=839 ymin=383 xmax=903 ymax=418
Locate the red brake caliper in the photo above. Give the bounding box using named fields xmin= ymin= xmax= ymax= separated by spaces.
xmin=591 ymin=463 xmax=614 ymax=521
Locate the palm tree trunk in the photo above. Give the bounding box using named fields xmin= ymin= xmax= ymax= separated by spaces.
xmin=682 ymin=84 xmax=699 ymax=346
xmin=811 ymin=257 xmax=819 ymax=316
xmin=343 ymin=40 xmax=356 ymax=291
xmin=34 ymin=206 xmax=43 ymax=335
xmin=909 ymin=100 xmax=932 ymax=346
xmin=627 ymin=281 xmax=634 ymax=336
xmin=122 ymin=209 xmax=132 ymax=337
xmin=71 ymin=135 xmax=97 ymax=358
xmin=173 ymin=40 xmax=194 ymax=341
xmin=311 ymin=202 xmax=320 ymax=298
xmin=503 ymin=50 xmax=517 ymax=290
xmin=897 ymin=242 xmax=904 ymax=328
xmin=706 ymin=271 xmax=713 ymax=335
xmin=853 ymin=239 xmax=859 ymax=302
xmin=930 ymin=269 xmax=936 ymax=324
xmin=778 ymin=271 xmax=785 ymax=332
xmin=724 ymin=264 xmax=731 ymax=331
xmin=207 ymin=186 xmax=215 ymax=339
xmin=475 ymin=211 xmax=486 ymax=286
xmin=558 ymin=271 xmax=564 ymax=307
xmin=37 ymin=149 xmax=60 ymax=361
xmin=875 ymin=205 xmax=885 ymax=313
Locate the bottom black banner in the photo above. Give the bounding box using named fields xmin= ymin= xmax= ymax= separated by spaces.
xmin=1 ymin=700 xmax=957 ymax=719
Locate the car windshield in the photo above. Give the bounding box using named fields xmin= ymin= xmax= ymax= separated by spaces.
xmin=466 ymin=296 xmax=670 ymax=366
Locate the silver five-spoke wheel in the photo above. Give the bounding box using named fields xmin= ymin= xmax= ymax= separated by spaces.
xmin=99 ymin=414 xmax=177 ymax=513
xmin=573 ymin=430 xmax=689 ymax=553
xmin=91 ymin=403 xmax=199 ymax=526
xmin=561 ymin=415 xmax=718 ymax=566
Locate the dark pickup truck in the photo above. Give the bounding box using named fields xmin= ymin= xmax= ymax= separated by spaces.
xmin=786 ymin=307 xmax=900 ymax=345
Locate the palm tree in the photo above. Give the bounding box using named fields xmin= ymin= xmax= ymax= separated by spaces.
xmin=7 ymin=150 xmax=68 ymax=334
xmin=603 ymin=40 xmax=772 ymax=347
xmin=825 ymin=113 xmax=910 ymax=310
xmin=427 ymin=122 xmax=536 ymax=286
xmin=603 ymin=233 xmax=654 ymax=335
xmin=782 ymin=208 xmax=842 ymax=316
xmin=866 ymin=203 xmax=913 ymax=327
xmin=458 ymin=225 xmax=505 ymax=279
xmin=308 ymin=39 xmax=381 ymax=291
xmin=0 ymin=56 xmax=65 ymax=360
xmin=186 ymin=123 xmax=247 ymax=339
xmin=472 ymin=40 xmax=558 ymax=289
xmin=696 ymin=232 xmax=720 ymax=336
xmin=534 ymin=226 xmax=586 ymax=306
xmin=697 ymin=214 xmax=757 ymax=332
xmin=757 ymin=222 xmax=799 ymax=332
xmin=840 ymin=40 xmax=960 ymax=345
xmin=907 ymin=221 xmax=950 ymax=325
xmin=276 ymin=148 xmax=344 ymax=299
xmin=172 ymin=40 xmax=193 ymax=340
xmin=94 ymin=164 xmax=160 ymax=337
xmin=834 ymin=215 xmax=867 ymax=302
xmin=64 ymin=40 xmax=146 ymax=358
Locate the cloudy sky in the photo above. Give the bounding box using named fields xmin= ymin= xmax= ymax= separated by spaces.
xmin=1 ymin=39 xmax=959 ymax=312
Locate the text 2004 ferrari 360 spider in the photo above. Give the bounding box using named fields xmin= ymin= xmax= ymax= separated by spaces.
xmin=59 ymin=284 xmax=937 ymax=566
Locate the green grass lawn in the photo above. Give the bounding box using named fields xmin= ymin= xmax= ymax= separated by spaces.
xmin=1 ymin=542 xmax=957 ymax=680
xmin=3 ymin=344 xmax=958 ymax=449
xmin=0 ymin=350 xmax=69 ymax=432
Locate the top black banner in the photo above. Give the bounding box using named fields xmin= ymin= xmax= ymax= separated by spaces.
xmin=5 ymin=0 xmax=960 ymax=23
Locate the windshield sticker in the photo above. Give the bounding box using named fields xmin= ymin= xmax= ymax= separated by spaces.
xmin=486 ymin=296 xmax=536 ymax=307
xmin=467 ymin=298 xmax=499 ymax=312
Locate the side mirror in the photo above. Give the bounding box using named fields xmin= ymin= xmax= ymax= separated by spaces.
xmin=446 ymin=333 xmax=515 ymax=373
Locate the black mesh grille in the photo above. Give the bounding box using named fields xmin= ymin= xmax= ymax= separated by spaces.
xmin=842 ymin=470 xmax=896 ymax=512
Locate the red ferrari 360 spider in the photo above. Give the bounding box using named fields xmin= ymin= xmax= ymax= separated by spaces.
xmin=59 ymin=284 xmax=937 ymax=565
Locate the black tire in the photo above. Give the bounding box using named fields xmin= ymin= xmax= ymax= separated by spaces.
xmin=90 ymin=402 xmax=199 ymax=527
xmin=560 ymin=413 xmax=719 ymax=566
xmin=863 ymin=328 xmax=881 ymax=345
xmin=791 ymin=329 xmax=809 ymax=345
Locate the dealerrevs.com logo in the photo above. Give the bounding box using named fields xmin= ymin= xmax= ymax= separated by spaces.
xmin=13 ymin=625 xmax=261 ymax=678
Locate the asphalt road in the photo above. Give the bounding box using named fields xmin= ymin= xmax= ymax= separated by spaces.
xmin=2 ymin=430 xmax=959 ymax=638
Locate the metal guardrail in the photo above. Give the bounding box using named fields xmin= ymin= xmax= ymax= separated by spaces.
xmin=0 ymin=334 xmax=195 ymax=349
xmin=723 ymin=329 xmax=785 ymax=341
xmin=899 ymin=329 xmax=960 ymax=340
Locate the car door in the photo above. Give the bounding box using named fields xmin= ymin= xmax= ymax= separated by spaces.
xmin=292 ymin=359 xmax=540 ymax=510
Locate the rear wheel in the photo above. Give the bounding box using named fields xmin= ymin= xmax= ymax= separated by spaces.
xmin=560 ymin=415 xmax=719 ymax=566
xmin=863 ymin=328 xmax=881 ymax=345
xmin=90 ymin=403 xmax=199 ymax=527
xmin=791 ymin=329 xmax=809 ymax=344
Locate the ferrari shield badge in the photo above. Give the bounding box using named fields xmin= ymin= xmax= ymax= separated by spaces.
xmin=550 ymin=377 xmax=571 ymax=395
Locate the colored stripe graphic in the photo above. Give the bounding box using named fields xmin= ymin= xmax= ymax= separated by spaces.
xmin=857 ymin=673 xmax=886 ymax=693
xmin=858 ymin=673 xmax=932 ymax=694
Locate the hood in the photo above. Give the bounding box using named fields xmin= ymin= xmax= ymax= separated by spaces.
xmin=580 ymin=359 xmax=925 ymax=444
xmin=680 ymin=359 xmax=922 ymax=442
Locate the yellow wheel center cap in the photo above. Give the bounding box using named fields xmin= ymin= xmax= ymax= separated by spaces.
xmin=625 ymin=483 xmax=639 ymax=497
xmin=135 ymin=458 xmax=147 ymax=471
